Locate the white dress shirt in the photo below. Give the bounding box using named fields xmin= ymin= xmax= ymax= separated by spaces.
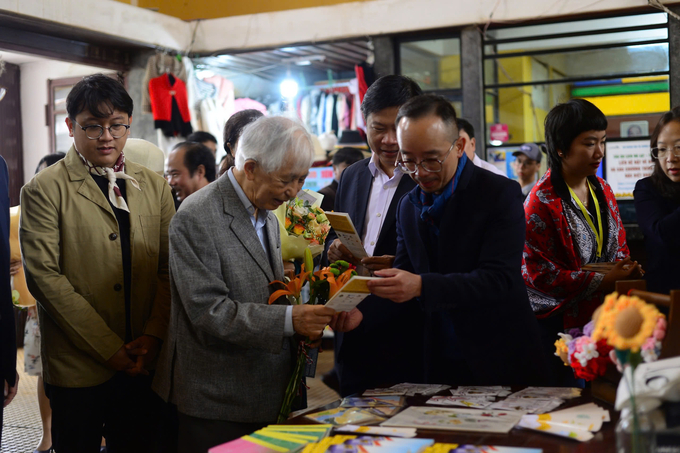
xmin=362 ymin=153 xmax=405 ymax=256
xmin=228 ymin=168 xmax=295 ymax=336
xmin=473 ymin=153 xmax=507 ymax=177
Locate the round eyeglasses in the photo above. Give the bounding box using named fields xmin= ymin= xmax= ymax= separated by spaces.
xmin=73 ymin=120 xmax=131 ymax=140
xmin=651 ymin=146 xmax=680 ymax=159
xmin=397 ymin=140 xmax=456 ymax=174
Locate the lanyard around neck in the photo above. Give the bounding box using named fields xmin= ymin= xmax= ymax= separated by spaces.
xmin=567 ymin=180 xmax=603 ymax=258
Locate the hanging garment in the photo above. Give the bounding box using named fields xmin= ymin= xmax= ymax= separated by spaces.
xmin=309 ymin=90 xmax=321 ymax=135
xmin=343 ymin=95 xmax=353 ymax=131
xmin=199 ymin=97 xmax=228 ymax=152
xmin=233 ymin=98 xmax=268 ymax=114
xmin=203 ymin=75 xmax=235 ymax=117
xmin=324 ymin=93 xmax=335 ymax=134
xmin=355 ymin=65 xmax=369 ymax=105
xmin=149 ymin=73 xmax=193 ymax=138
xmin=335 ymin=94 xmax=346 ymax=133
xmin=317 ymin=92 xmax=327 ymax=135
xmin=156 ymin=132 xmax=184 ymax=157
xmin=300 ymin=95 xmax=312 ymax=131
xmin=349 ymin=78 xmax=365 ymax=132
xmin=195 ymin=78 xmax=217 ymax=100
xmin=182 ymin=56 xmax=200 ymax=132
xmin=142 ymin=54 xmax=187 ymax=114
xmin=330 ymin=94 xmax=339 ymax=134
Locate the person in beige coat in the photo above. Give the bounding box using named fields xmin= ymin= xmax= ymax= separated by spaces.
xmin=20 ymin=74 xmax=175 ymax=453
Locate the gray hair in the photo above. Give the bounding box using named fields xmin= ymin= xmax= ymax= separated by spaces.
xmin=235 ymin=116 xmax=315 ymax=174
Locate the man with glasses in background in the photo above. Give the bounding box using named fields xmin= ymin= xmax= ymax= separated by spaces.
xmin=365 ymin=94 xmax=550 ymax=386
xmin=21 ymin=74 xmax=175 ymax=452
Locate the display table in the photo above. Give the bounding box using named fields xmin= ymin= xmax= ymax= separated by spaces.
xmin=288 ymin=387 xmax=619 ymax=452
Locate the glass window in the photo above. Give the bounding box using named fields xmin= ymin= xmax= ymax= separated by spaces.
xmin=484 ymin=76 xmax=669 ymax=144
xmin=483 ymin=13 xmax=670 ymax=147
xmin=53 ymin=86 xmax=73 ymax=111
xmin=485 ymin=28 xmax=668 ymax=55
xmin=400 ymin=38 xmax=461 ymax=90
xmin=484 ymin=43 xmax=668 ymax=86
xmin=484 ymin=12 xmax=667 ymax=42
xmin=54 ymin=113 xmax=72 ymax=153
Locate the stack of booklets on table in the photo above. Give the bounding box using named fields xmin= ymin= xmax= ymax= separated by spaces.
xmin=381 ymin=406 xmax=525 ymax=434
xmin=209 ymin=425 xmax=332 ymax=453
xmin=425 ymin=386 xmax=580 ymax=414
xmin=365 ymin=383 xmax=451 ymax=397
xmin=302 ymin=435 xmax=434 ymax=453
xmin=301 ymin=435 xmax=542 ymax=453
xmin=517 ymin=403 xmax=610 ymax=442
xmin=305 ymin=396 xmax=406 ymax=426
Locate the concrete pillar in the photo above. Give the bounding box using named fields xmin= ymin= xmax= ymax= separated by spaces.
xmin=460 ymin=26 xmax=486 ymax=158
xmin=668 ymin=5 xmax=680 ymax=108
xmin=372 ymin=36 xmax=395 ymax=77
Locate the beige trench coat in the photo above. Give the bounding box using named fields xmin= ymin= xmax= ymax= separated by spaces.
xmin=20 ymin=146 xmax=174 ymax=387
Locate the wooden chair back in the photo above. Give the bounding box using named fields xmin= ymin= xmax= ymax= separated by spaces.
xmin=615 ymin=280 xmax=680 ymax=358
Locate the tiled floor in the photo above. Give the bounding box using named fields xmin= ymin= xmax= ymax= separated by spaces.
xmin=1 ymin=349 xmax=42 ymax=453
xmin=1 ymin=348 xmax=340 ymax=452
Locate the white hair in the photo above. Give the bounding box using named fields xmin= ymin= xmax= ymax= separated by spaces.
xmin=235 ymin=116 xmax=315 ymax=174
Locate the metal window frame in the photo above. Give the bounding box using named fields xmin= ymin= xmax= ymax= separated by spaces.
xmin=481 ymin=10 xmax=671 ymax=145
xmin=395 ymin=31 xmax=464 ymax=97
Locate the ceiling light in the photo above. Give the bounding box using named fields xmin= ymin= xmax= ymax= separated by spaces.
xmin=280 ymin=79 xmax=299 ymax=99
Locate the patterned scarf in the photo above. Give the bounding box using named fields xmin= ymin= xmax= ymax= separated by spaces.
xmin=408 ymin=153 xmax=468 ymax=235
xmin=77 ymin=150 xmax=141 ymax=213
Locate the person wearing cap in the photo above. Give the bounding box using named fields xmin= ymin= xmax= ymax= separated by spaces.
xmin=512 ymin=143 xmax=543 ymax=199
xmin=456 ymin=118 xmax=506 ymax=177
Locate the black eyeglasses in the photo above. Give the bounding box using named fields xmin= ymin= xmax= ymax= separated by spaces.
xmin=397 ymin=140 xmax=457 ymax=174
xmin=651 ymin=145 xmax=680 ymax=159
xmin=73 ymin=120 xmax=130 ymax=140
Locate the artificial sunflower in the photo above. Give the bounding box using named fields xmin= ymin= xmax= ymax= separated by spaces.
xmin=591 ymin=292 xmax=620 ymax=341
xmin=593 ymin=294 xmax=662 ymax=352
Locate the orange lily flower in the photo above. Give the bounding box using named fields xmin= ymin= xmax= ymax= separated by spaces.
xmin=327 ymin=269 xmax=354 ymax=298
xmin=268 ymin=266 xmax=311 ymax=305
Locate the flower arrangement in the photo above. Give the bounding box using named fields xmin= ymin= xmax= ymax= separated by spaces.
xmin=554 ymin=293 xmax=666 ymax=381
xmin=556 ymin=293 xmax=667 ymax=452
xmin=554 ymin=322 xmax=612 ymax=381
xmin=594 ymin=293 xmax=667 ymax=452
xmin=268 ymin=248 xmax=356 ymax=423
xmin=275 ymin=191 xmax=331 ymax=261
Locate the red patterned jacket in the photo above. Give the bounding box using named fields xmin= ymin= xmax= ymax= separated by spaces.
xmin=522 ymin=169 xmax=629 ymax=329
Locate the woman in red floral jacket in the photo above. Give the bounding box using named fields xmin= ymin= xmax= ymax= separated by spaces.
xmin=522 ymin=100 xmax=642 ymax=380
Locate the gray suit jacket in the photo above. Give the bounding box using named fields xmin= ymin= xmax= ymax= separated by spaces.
xmin=153 ymin=174 xmax=293 ymax=423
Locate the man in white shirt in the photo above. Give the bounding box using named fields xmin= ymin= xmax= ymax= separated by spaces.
xmin=325 ymin=75 xmax=424 ymax=396
xmin=457 ymin=118 xmax=507 ymax=177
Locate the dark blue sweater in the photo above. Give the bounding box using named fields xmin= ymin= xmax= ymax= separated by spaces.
xmin=634 ymin=177 xmax=680 ymax=294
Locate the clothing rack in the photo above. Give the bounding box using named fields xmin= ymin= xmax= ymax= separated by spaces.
xmin=302 ymin=80 xmax=353 ymax=94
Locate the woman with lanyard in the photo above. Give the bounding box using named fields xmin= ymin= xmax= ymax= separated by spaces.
xmin=521 ymin=99 xmax=642 ymax=385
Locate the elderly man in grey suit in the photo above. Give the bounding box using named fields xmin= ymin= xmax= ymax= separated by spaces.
xmin=153 ymin=116 xmax=336 ymax=453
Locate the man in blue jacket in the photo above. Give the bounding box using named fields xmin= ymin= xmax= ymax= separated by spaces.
xmin=368 ymin=94 xmax=550 ymax=385
xmin=326 ymin=75 xmax=424 ymax=396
